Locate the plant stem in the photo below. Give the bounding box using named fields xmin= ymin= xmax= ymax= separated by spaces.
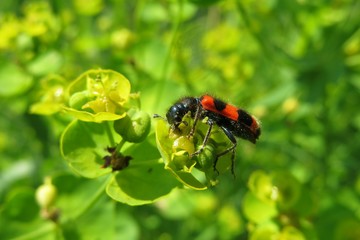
xmin=115 ymin=138 xmax=126 ymax=153
xmin=70 ymin=176 xmax=111 ymax=220
xmin=104 ymin=121 xmax=116 ymax=146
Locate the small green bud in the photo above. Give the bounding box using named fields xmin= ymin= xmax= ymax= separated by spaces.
xmin=172 ymin=136 xmax=195 ymax=154
xmin=195 ymin=143 xmax=216 ymax=171
xmin=35 ymin=177 xmax=57 ymax=209
xmin=114 ymin=108 xmax=151 ymax=143
xmin=69 ymin=90 xmax=91 ymax=110
xmin=172 ymin=150 xmax=196 ymax=171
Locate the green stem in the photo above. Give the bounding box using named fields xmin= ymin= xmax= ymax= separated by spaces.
xmin=70 ymin=176 xmax=111 ymax=220
xmin=104 ymin=121 xmax=116 ymax=146
xmin=115 ymin=138 xmax=126 ymax=153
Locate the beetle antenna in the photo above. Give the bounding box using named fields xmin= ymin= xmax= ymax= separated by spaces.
xmin=153 ymin=114 xmax=165 ymax=120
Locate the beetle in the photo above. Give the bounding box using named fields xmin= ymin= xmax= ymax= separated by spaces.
xmin=159 ymin=94 xmax=261 ymax=175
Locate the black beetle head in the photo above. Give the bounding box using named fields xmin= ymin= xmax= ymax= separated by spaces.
xmin=166 ymin=97 xmax=198 ymax=131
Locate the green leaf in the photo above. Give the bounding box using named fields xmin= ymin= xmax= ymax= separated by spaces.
xmin=60 ymin=120 xmax=112 ymax=178
xmin=0 ymin=62 xmax=33 ymax=97
xmin=165 ymin=167 xmax=207 ymax=190
xmin=105 ymin=133 xmax=180 ymax=205
xmin=106 ymin=160 xmax=179 ymax=205
xmin=154 ymin=118 xmax=173 ymax=161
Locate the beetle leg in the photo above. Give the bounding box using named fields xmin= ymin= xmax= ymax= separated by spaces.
xmin=213 ymin=126 xmax=237 ymax=177
xmin=190 ymin=120 xmax=213 ymax=157
xmin=188 ymin=102 xmax=202 ymax=137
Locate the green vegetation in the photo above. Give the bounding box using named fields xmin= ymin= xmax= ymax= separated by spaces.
xmin=1 ymin=0 xmax=359 ymax=239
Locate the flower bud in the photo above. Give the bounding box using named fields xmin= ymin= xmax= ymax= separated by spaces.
xmin=69 ymin=90 xmax=91 ymax=110
xmin=195 ymin=143 xmax=216 ymax=171
xmin=35 ymin=177 xmax=57 ymax=209
xmin=172 ymin=136 xmax=195 ymax=154
xmin=114 ymin=108 xmax=151 ymax=143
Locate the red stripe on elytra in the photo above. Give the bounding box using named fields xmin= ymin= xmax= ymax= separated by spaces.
xmin=250 ymin=117 xmax=260 ymax=133
xmin=201 ymin=95 xmax=239 ymax=121
xmin=220 ymin=104 xmax=239 ymax=121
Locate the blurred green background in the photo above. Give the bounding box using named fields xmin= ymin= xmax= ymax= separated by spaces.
xmin=1 ymin=0 xmax=359 ymax=239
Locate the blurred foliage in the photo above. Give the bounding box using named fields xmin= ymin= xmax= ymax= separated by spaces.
xmin=1 ymin=0 xmax=360 ymax=239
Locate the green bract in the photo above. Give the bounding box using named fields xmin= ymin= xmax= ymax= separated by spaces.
xmin=64 ymin=69 xmax=131 ymax=122
xmin=155 ymin=114 xmax=234 ymax=190
xmin=61 ymin=121 xmax=113 ymax=178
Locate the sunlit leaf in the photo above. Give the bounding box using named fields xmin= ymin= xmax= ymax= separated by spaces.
xmin=60 ymin=120 xmax=112 ymax=178
xmin=164 ymin=166 xmax=207 ymax=190
xmin=106 ymin=161 xmax=179 ymax=205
